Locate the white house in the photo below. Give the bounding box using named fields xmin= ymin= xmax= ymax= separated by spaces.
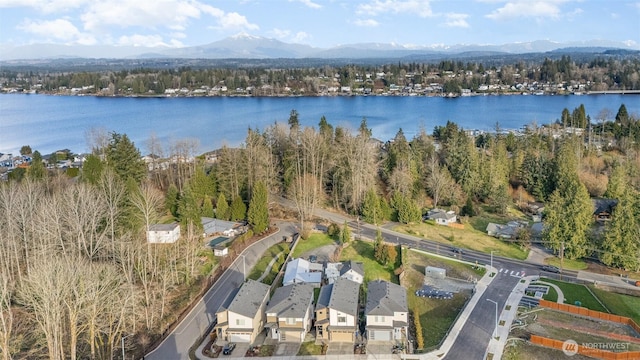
xmin=339 ymin=260 xmax=365 ymax=284
xmin=425 ymin=209 xmax=457 ymax=226
xmin=147 ymin=223 xmax=180 ymax=244
xmin=283 ymin=258 xmax=323 ymax=287
xmin=365 ymin=280 xmax=408 ymax=342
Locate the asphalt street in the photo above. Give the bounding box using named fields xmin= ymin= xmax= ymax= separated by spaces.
xmin=145 ymin=222 xmax=296 ymax=360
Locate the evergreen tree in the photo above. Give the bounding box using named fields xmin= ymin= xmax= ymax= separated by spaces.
xmin=601 ymin=187 xmax=640 ymax=271
xmin=392 ymin=192 xmax=421 ymax=224
xmin=106 ymin=132 xmax=146 ymax=183
xmin=340 ymin=221 xmax=352 ymax=244
xmin=178 ymin=186 xmax=201 ymax=227
xmin=27 ymin=150 xmax=46 ymax=180
xmin=604 ymin=162 xmax=627 ymax=200
xmin=202 ymin=196 xmax=214 ymax=218
xmin=248 ymin=181 xmax=269 ymax=233
xmin=385 ymin=244 xmax=398 ymax=266
xmin=374 ymin=228 xmax=384 ymax=262
xmin=81 ymin=154 xmax=103 ymax=185
xmin=361 ymin=188 xmax=382 ymax=225
xmin=542 ymin=141 xmax=593 ymax=259
xmin=166 ymin=183 xmax=180 ymax=217
xmin=615 ymin=104 xmax=629 ymax=124
xmin=229 ymin=195 xmax=246 ymax=221
xmin=216 ymin=193 xmax=229 ymax=220
xmin=190 ymin=167 xmax=216 ymax=204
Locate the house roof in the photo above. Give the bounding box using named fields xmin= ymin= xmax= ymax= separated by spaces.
xmin=427 ymin=209 xmax=457 ymax=221
xmin=365 ymin=280 xmax=407 ymax=316
xmin=225 ymin=279 xmax=270 ymax=319
xmin=148 ymin=223 xmax=179 ymax=232
xmin=315 ymin=283 xmax=333 ymax=311
xmin=201 ymin=217 xmax=240 ymax=234
xmin=266 ymin=283 xmax=314 ymax=318
xmin=592 ymin=198 xmax=618 ymax=215
xmin=340 ymin=260 xmax=365 ymax=278
xmin=283 ymin=258 xmax=323 ymax=285
xmin=327 ymin=278 xmax=360 ymax=315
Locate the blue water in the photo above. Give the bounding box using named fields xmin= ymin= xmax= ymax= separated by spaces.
xmin=0 ymin=94 xmax=637 ymax=155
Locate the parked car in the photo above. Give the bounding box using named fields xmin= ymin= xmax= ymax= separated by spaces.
xmin=222 ymin=343 xmax=236 ymax=355
xmin=541 ymin=265 xmax=561 ymax=273
xmin=452 ymin=247 xmax=464 ymax=254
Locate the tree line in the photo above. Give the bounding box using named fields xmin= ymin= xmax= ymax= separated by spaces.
xmin=2 ymin=55 xmax=639 ymax=95
xmin=1 ymin=103 xmax=639 ymax=359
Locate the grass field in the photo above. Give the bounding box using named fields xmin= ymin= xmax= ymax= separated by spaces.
xmin=540 ymin=278 xmax=607 ymax=312
xmin=339 ymin=240 xmax=397 ymax=284
xmin=247 ymin=243 xmax=289 ymax=282
xmin=544 ymin=257 xmax=588 ymax=271
xmin=292 ymin=233 xmax=337 ymax=258
xmin=394 ymin=221 xmax=528 ymax=260
xmin=589 ymin=286 xmax=640 ymax=325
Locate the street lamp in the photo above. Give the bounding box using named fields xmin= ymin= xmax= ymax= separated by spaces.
xmin=121 ymin=334 xmax=132 ymax=360
xmin=486 ymin=299 xmax=498 ymax=339
xmin=490 ymin=250 xmax=499 ymax=270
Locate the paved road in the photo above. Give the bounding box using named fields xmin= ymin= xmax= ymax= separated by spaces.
xmin=145 ymin=222 xmax=297 ymax=360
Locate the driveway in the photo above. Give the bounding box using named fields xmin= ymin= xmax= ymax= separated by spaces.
xmin=326 ymin=342 xmax=355 ymax=355
xmin=273 ymin=342 xmax=301 ymax=356
xmin=298 ymin=243 xmax=338 ymax=262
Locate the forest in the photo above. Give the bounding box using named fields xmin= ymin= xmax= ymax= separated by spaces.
xmin=1 ymin=102 xmax=639 ymax=359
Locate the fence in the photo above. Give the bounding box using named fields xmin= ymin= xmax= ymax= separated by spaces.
xmin=530 ymin=335 xmax=640 ymax=360
xmin=539 ymin=300 xmax=640 ymax=333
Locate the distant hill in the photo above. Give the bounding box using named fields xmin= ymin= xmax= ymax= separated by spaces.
xmin=0 ymin=36 xmax=638 ymax=61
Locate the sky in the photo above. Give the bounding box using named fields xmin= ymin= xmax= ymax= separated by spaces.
xmin=0 ymin=0 xmax=639 ymax=49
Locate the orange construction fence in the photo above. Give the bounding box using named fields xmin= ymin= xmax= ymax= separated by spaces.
xmin=530 ymin=335 xmax=640 ymax=360
xmin=539 ymin=299 xmax=640 ymax=332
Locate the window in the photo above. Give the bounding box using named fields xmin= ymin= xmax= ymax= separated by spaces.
xmin=337 ymin=316 xmax=347 ymax=324
xmin=375 ymin=316 xmax=385 ymax=322
xmin=286 ymin=318 xmax=296 ymax=325
xmin=235 ymin=318 xmax=245 ymax=326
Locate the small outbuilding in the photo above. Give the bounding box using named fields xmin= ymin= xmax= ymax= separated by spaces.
xmin=425 ymin=266 xmax=446 ymax=279
xmin=147 ymin=223 xmax=181 ymax=244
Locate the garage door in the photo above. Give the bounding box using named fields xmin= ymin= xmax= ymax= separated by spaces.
xmin=331 ymin=331 xmax=354 ymax=342
xmin=229 ymin=333 xmax=251 ymax=343
xmin=369 ymin=330 xmax=391 ymax=341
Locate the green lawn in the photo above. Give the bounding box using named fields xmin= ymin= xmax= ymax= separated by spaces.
xmin=247 ymin=243 xmax=289 ymax=282
xmin=292 ymin=233 xmax=337 ymax=258
xmin=540 ymin=278 xmax=607 ymax=312
xmin=297 ymin=342 xmax=325 ymax=355
xmin=394 ymin=221 xmax=528 ymax=260
xmin=544 ymin=257 xmax=588 ymax=271
xmin=339 ymin=240 xmax=398 ymax=285
xmin=542 ymin=284 xmax=559 ymax=302
xmin=589 ymin=286 xmax=640 ymax=325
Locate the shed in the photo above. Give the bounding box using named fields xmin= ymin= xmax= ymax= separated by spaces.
xmin=425 ymin=266 xmax=446 ymax=279
xmin=213 ymin=245 xmax=228 ymax=257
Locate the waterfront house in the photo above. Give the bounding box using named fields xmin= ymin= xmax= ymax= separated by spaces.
xmin=315 ymin=277 xmax=360 ymax=343
xmin=214 ymin=279 xmax=270 ymax=343
xmin=365 ymin=280 xmax=408 ymax=342
xmin=147 ymin=223 xmax=180 ymax=244
xmin=265 ymin=283 xmax=315 ymax=342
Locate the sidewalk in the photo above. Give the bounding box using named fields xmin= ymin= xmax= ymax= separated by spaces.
xmin=484 ymin=275 xmax=536 ymax=360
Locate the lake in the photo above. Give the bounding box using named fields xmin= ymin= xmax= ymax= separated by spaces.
xmin=0 ymin=94 xmax=638 ymax=155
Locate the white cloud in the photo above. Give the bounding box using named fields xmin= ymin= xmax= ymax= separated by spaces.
xmin=17 ymin=18 xmax=96 ymax=44
xmin=485 ymin=1 xmax=570 ymax=20
xmin=354 ymin=19 xmax=380 ymax=27
xmin=357 ymin=0 xmax=433 ymax=18
xmin=290 ymin=0 xmax=322 ymax=9
xmin=217 ymin=12 xmax=259 ymax=30
xmin=0 ymin=0 xmax=89 ymax=13
xmin=292 ymin=31 xmax=310 ymax=43
xmin=117 ymin=34 xmax=170 ymax=47
xmin=444 ymin=13 xmax=469 ymax=28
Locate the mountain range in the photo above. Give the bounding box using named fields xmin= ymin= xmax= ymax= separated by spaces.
xmin=1 ymin=34 xmax=638 ymax=61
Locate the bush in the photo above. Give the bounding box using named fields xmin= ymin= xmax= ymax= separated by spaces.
xmin=327 ymin=223 xmax=341 ymax=238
